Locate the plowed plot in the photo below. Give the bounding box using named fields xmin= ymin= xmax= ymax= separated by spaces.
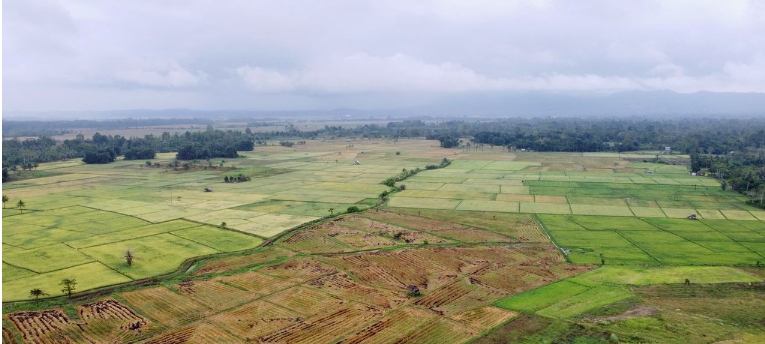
xmin=281 ymin=230 xmax=350 ymax=253
xmin=361 ymin=211 xmax=514 ymax=243
xmin=77 ymin=298 xmax=153 ymax=343
xmin=337 ymin=216 xmax=452 ymax=244
xmin=414 ymin=278 xmax=509 ymax=316
xmin=261 ymin=258 xmax=338 ymax=282
xmin=325 ymin=255 xmax=409 ymax=291
xmin=392 ymin=208 xmax=547 ymax=242
xmin=6 ymin=299 xmax=151 ymax=344
xmin=308 ymin=272 xmax=407 ymax=309
xmin=473 ymin=247 xmax=586 ymax=292
xmin=281 ymin=220 xmax=403 ymax=253
xmin=472 ymin=266 xmax=535 ymax=292
xmin=193 ymin=247 xmax=295 ymax=276
xmin=412 ymin=245 xmax=528 ymax=275
xmin=325 ymin=250 xmax=456 ymax=292
xmin=3 ymin=327 xmax=19 ymax=344
xmin=140 ymin=321 xmax=243 ymax=344
xmin=329 ymin=229 xmax=399 ymax=250
xmin=8 ymin=309 xmax=85 ymax=344
xmin=217 ymin=271 xmax=296 ymax=296
xmin=208 ymin=300 xmax=303 ymax=341
xmin=365 ymin=250 xmax=454 ymax=290
xmin=450 ymin=306 xmax=517 ymax=332
xmin=264 ymin=286 xmax=347 ymax=316
xmin=120 ymin=287 xmax=210 ymax=327
xmin=339 ymin=307 xmax=435 ymax=344
xmin=257 ymin=304 xmax=384 ymax=344
xmin=175 ymin=280 xmax=252 ymax=311
xmin=433 ymin=227 xmax=515 ymax=243
xmin=393 ymin=317 xmax=474 ymax=344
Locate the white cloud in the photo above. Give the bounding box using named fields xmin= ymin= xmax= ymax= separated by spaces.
xmin=114 ymin=62 xmax=207 ymax=87
xmin=236 ymin=66 xmax=297 ymax=92
xmin=649 ymin=63 xmax=686 ymax=77
xmin=236 ymin=53 xmax=765 ymax=94
xmin=4 ymin=0 xmax=765 ymax=111
xmin=238 ymin=53 xmax=510 ymax=93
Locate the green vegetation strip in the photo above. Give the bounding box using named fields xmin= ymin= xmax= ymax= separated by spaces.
xmin=495 ymin=265 xmax=763 ymax=319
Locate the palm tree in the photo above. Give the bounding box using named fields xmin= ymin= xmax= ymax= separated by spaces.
xmin=29 ymin=289 xmax=46 ymax=303
xmin=2 ymin=195 xmax=8 ymax=209
xmin=17 ymin=199 xmax=25 ymax=213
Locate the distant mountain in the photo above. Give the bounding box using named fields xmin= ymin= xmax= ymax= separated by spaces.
xmin=4 ymin=91 xmax=765 ymax=120
xmin=403 ymin=90 xmax=765 ymax=117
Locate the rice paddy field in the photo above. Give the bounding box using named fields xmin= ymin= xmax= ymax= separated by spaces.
xmin=3 ymin=138 xmax=765 ymax=343
xmin=2 ymin=139 xmax=455 ymax=301
xmin=390 ymin=152 xmax=764 ymax=221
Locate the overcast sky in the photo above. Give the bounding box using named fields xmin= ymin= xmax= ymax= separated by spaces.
xmin=3 ymin=0 xmax=765 ymax=112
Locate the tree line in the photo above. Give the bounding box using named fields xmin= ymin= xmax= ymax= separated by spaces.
xmin=2 ymin=125 xmax=256 ymax=175
xmin=691 ymin=152 xmax=765 ymax=209
xmin=2 ymin=118 xmax=211 ymax=138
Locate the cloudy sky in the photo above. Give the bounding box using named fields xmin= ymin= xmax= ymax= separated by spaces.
xmin=3 ymin=0 xmax=765 ymax=112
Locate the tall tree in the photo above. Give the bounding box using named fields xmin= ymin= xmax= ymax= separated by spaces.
xmin=2 ymin=195 xmax=8 ymax=209
xmin=17 ymin=199 xmax=25 ymax=213
xmin=124 ymin=249 xmax=134 ymax=267
xmin=60 ymin=278 xmax=77 ymax=298
xmin=29 ymin=288 xmax=46 ymax=303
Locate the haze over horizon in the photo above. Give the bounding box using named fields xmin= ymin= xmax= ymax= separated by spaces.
xmin=4 ymin=0 xmax=765 ymax=114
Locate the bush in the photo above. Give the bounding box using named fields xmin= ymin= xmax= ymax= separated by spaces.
xmin=82 ymin=148 xmax=115 ymax=164
xmin=346 ymin=206 xmax=361 ymax=213
xmin=123 ymin=146 xmax=156 ymax=160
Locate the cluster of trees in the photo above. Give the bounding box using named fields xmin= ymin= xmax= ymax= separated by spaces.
xmin=82 ymin=148 xmax=117 ymax=164
xmin=443 ymin=118 xmax=765 ymax=154
xmin=2 ymin=195 xmax=26 ymax=213
xmin=471 ymin=131 xmax=609 ymax=152
xmin=278 ymin=140 xmax=307 ymax=147
xmin=426 ymin=157 xmax=452 ymax=170
xmin=383 ymin=168 xmax=422 ymax=187
xmin=224 ymin=174 xmax=251 ymax=183
xmin=691 ymin=152 xmax=765 ymax=208
xmin=28 ymin=278 xmax=77 ymax=302
xmin=437 ymin=136 xmax=460 ymax=148
xmin=381 ymin=159 xmax=451 ymax=188
xmin=2 ymin=126 xmax=256 ymax=173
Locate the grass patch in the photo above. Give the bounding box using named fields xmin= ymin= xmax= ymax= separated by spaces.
xmin=494 ymin=280 xmax=590 ymax=312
